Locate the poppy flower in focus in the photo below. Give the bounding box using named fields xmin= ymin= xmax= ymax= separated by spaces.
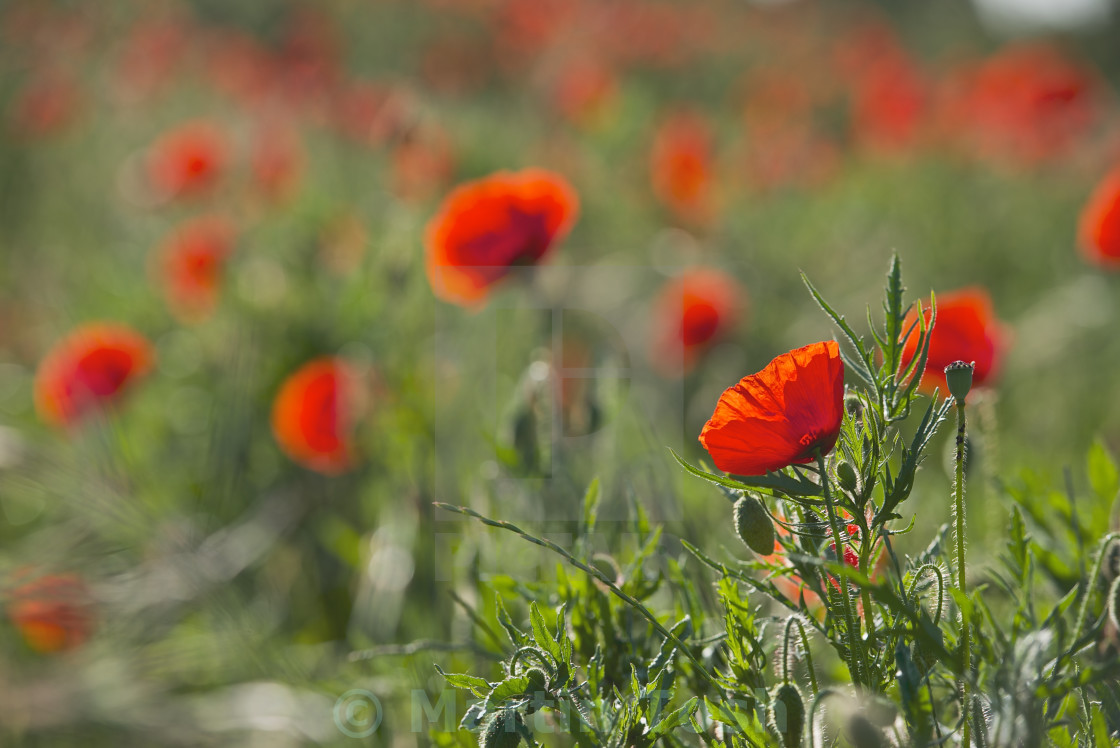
xmin=699 ymin=341 xmax=845 ymax=476
xmin=1078 ymin=166 xmax=1120 ymax=269
xmin=425 ymin=168 xmax=579 ymax=306
xmin=34 ymin=323 xmax=154 ymax=428
xmin=271 ymin=358 xmax=359 ymax=475
xmin=650 ymin=269 xmax=743 ymax=377
xmin=147 ymin=120 xmax=228 ymax=201
xmin=7 ymin=571 xmax=94 ymax=653
xmin=157 ymin=214 xmax=237 ymax=322
xmin=650 ymin=111 xmax=714 ymax=224
xmin=899 ymin=288 xmax=1009 ymax=395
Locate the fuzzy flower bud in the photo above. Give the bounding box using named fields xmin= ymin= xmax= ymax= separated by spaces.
xmin=734 ymin=494 xmax=775 ymax=556
xmin=944 ymin=360 xmax=975 ymax=403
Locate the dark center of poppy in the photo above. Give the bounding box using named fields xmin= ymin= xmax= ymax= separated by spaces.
xmin=793 ymin=428 xmax=828 ymax=461
xmin=680 ymin=302 xmax=720 ymax=347
xmin=74 ymin=348 xmax=134 ymax=399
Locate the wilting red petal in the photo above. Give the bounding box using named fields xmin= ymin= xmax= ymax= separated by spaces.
xmin=1079 ymin=166 xmax=1120 ymax=269
xmin=34 ymin=323 xmax=154 ymax=428
xmin=147 ymin=120 xmax=228 ymax=200
xmin=8 ymin=571 xmax=94 ymax=653
xmin=899 ymin=288 xmax=1009 ymax=394
xmin=651 ymin=269 xmax=743 ymax=377
xmin=699 ymin=341 xmax=845 ymax=476
xmin=158 ymin=215 xmax=237 ymax=322
xmin=271 ymin=358 xmax=358 ymax=475
xmin=651 ymin=111 xmax=714 ymax=224
xmin=425 ymin=168 xmax=579 ymax=306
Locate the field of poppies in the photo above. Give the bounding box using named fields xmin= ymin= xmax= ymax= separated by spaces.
xmin=3 ymin=0 xmax=1120 ymax=746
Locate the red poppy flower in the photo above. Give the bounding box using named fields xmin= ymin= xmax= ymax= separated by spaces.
xmin=425 ymin=169 xmax=579 ymax=306
xmin=7 ymin=571 xmax=94 ymax=653
xmin=1078 ymin=166 xmax=1120 ymax=269
xmin=34 ymin=323 xmax=154 ymax=428
xmin=939 ymin=43 xmax=1099 ymax=165
xmin=650 ymin=269 xmax=743 ymax=377
xmin=650 ymin=111 xmax=714 ymax=224
xmin=271 ymin=358 xmax=359 ymax=475
xmin=699 ymin=341 xmax=845 ymax=476
xmin=158 ymin=214 xmax=237 ymax=322
xmin=899 ymin=288 xmax=1009 ymax=394
xmin=147 ymin=120 xmax=228 ymax=200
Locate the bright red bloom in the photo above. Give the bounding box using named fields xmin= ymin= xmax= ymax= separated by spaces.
xmin=158 ymin=215 xmax=237 ymax=322
xmin=147 ymin=120 xmax=228 ymax=200
xmin=34 ymin=323 xmax=154 ymax=428
xmin=1079 ymin=166 xmax=1120 ymax=269
xmin=8 ymin=571 xmax=94 ymax=653
xmin=650 ymin=269 xmax=743 ymax=377
xmin=699 ymin=341 xmax=845 ymax=476
xmin=425 ymin=169 xmax=579 ymax=306
xmin=271 ymin=358 xmax=358 ymax=475
xmin=899 ymin=288 xmax=1009 ymax=394
xmin=650 ymin=111 xmax=714 ymax=224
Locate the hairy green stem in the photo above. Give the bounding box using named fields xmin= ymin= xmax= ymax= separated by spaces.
xmin=818 ymin=453 xmax=864 ymax=688
xmin=953 ymin=401 xmax=970 ymax=748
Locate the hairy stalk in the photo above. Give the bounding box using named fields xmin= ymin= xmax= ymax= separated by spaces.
xmin=784 ymin=616 xmax=819 ymax=695
xmin=818 ymin=453 xmax=864 ymax=688
xmin=953 ymin=401 xmax=970 ymax=748
xmin=858 ymin=529 xmax=877 ymax=685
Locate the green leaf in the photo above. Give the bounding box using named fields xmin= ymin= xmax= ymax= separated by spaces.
xmin=495 ymin=593 xmax=526 ymax=648
xmin=669 ymin=448 xmax=822 ymax=497
xmin=647 ymin=697 xmax=699 ymax=740
xmin=1088 ymin=440 xmax=1119 ymax=505
xmin=529 ymin=602 xmax=562 ymax=665
xmin=435 ymin=665 xmax=491 ymax=698
xmin=485 ymin=674 xmax=533 ymax=710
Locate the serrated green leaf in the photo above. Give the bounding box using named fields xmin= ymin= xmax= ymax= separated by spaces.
xmin=647 ymin=697 xmax=699 ymax=740
xmin=529 ymin=602 xmax=562 ymax=665
xmin=435 ymin=665 xmax=491 ymax=698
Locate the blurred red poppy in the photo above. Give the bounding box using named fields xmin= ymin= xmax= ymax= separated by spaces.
xmin=651 ymin=111 xmax=714 ymax=224
xmin=158 ymin=215 xmax=237 ymax=322
xmin=147 ymin=120 xmax=228 ymax=200
xmin=34 ymin=323 xmax=154 ymax=428
xmin=1079 ymin=166 xmax=1120 ymax=269
xmin=251 ymin=122 xmax=304 ymax=204
xmin=650 ymin=269 xmax=743 ymax=377
xmin=392 ymin=124 xmax=455 ymax=203
xmin=7 ymin=571 xmax=94 ymax=653
xmin=272 ymin=358 xmax=358 ymax=475
xmin=552 ymin=58 xmax=617 ymax=128
xmin=700 ymin=341 xmax=845 ymax=476
xmin=425 ymin=168 xmax=579 ymax=306
xmin=899 ymin=288 xmax=1009 ymax=394
xmin=939 ymin=43 xmax=1099 ymax=166
xmin=9 ymin=71 xmax=80 ymax=138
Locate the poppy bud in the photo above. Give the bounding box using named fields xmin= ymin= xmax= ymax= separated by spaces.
xmin=836 ymin=461 xmax=858 ymax=492
xmin=944 ymin=361 xmax=974 ymax=404
xmin=734 ymin=495 xmax=775 ymax=555
xmin=480 ymin=710 xmax=523 ymax=748
xmin=523 ymin=667 xmax=548 ymax=696
xmin=845 ymin=713 xmax=889 ymax=748
xmin=768 ymin=683 xmax=804 ymax=748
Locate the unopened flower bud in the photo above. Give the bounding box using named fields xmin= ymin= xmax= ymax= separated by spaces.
xmin=734 ymin=495 xmax=775 ymax=556
xmin=769 ymin=683 xmax=804 ymax=748
xmin=480 ymin=710 xmax=522 ymax=748
xmin=944 ymin=361 xmax=974 ymax=403
xmin=836 ymin=461 xmax=858 ymax=492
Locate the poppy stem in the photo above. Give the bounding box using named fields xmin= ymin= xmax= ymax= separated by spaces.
xmin=817 ymin=452 xmax=864 ymax=689
xmin=953 ymin=400 xmax=970 ymax=748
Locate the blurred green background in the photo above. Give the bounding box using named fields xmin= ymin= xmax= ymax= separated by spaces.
xmin=1 ymin=0 xmax=1119 ymax=744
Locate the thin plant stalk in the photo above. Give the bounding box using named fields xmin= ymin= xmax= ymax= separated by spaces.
xmin=953 ymin=399 xmax=970 ymax=748
xmin=818 ymin=452 xmax=864 ymax=688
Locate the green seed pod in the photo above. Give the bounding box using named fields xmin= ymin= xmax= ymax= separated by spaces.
xmin=734 ymin=495 xmax=776 ymax=556
xmin=480 ymin=710 xmax=523 ymax=748
xmin=768 ymin=683 xmax=804 ymax=748
xmin=1109 ymin=576 xmax=1120 ymax=631
xmin=944 ymin=361 xmax=975 ymax=404
xmin=836 ymin=461 xmax=858 ymax=492
xmin=845 ymin=713 xmax=889 ymax=748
